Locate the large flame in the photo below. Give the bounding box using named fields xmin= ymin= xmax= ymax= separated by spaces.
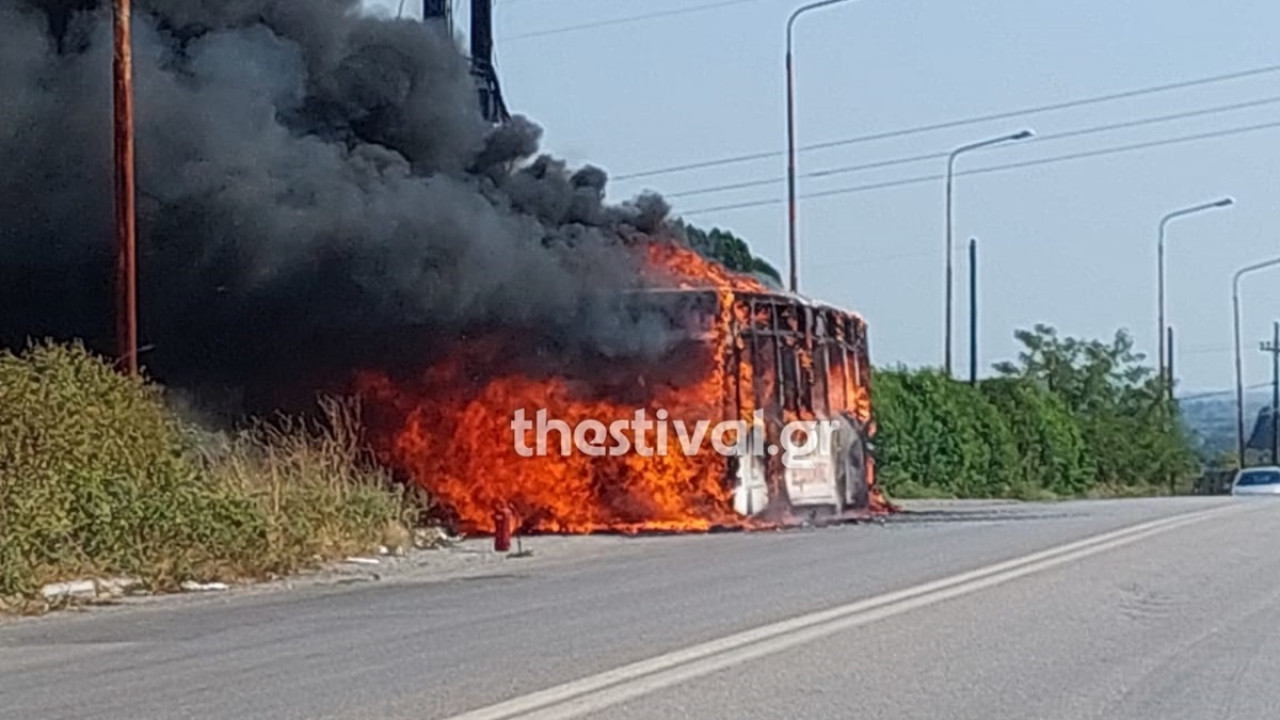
xmin=357 ymin=240 xmax=886 ymax=535
xmin=358 ymin=355 xmax=737 ymax=534
xmin=358 ymin=241 xmax=762 ymax=534
xmin=642 ymin=242 xmax=769 ymax=294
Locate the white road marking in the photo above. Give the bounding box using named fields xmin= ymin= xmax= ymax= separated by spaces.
xmin=441 ymin=503 xmax=1243 ymax=720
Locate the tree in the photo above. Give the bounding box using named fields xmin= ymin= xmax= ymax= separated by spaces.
xmin=673 ymin=221 xmax=783 ymax=286
xmin=994 ymin=324 xmax=1197 ymax=489
xmin=871 ymin=326 xmax=1200 ymax=501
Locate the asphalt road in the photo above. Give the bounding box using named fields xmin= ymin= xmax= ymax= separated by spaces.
xmin=4 ymin=497 xmax=1280 ymax=719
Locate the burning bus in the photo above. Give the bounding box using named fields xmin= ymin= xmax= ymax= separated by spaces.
xmin=2 ymin=2 xmax=887 ymax=533
xmin=358 ymin=241 xmax=887 ymax=535
xmin=635 ymin=284 xmax=882 ymax=521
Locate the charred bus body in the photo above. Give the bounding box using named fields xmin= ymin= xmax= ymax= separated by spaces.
xmin=634 ymin=287 xmax=884 ymax=522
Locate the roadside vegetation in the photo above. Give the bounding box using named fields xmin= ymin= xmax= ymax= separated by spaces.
xmin=0 ymin=342 xmax=407 ymax=611
xmin=0 ymin=322 xmax=1201 ymax=606
xmin=872 ymin=325 xmax=1198 ymax=501
xmin=678 ymin=221 xmax=784 ymax=286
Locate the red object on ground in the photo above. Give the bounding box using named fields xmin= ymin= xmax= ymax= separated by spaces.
xmin=493 ymin=504 xmax=511 ymax=552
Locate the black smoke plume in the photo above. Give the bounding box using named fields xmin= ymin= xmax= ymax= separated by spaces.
xmin=1 ymin=0 xmax=680 ymax=414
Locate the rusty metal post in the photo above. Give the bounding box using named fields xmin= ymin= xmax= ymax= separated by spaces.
xmin=113 ymin=0 xmax=139 ymax=377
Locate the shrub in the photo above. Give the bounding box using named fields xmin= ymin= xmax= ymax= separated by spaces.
xmin=872 ymin=326 xmax=1198 ymax=502
xmin=871 ymin=369 xmax=1017 ymax=498
xmin=0 ymin=342 xmax=264 ymax=597
xmin=0 ymin=343 xmax=404 ymax=605
xmin=980 ymin=378 xmax=1091 ymax=497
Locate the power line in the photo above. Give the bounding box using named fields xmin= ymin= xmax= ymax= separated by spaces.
xmin=678 ymin=118 xmax=1280 ymax=216
xmin=614 ymin=62 xmax=1280 ymax=181
xmin=1180 ymin=346 xmax=1235 ymax=357
xmin=812 ymin=249 xmax=935 ymax=268
xmin=665 ymin=94 xmax=1280 ymax=199
xmin=501 ymin=0 xmax=764 ymax=41
xmin=1179 ymin=383 xmax=1271 ymax=403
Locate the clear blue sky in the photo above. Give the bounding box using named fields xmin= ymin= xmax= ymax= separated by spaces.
xmin=369 ymin=0 xmax=1280 ymax=395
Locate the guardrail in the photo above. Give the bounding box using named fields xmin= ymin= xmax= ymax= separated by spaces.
xmin=1193 ymin=469 xmax=1235 ymax=495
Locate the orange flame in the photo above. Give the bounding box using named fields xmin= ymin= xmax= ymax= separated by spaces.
xmin=358 ymin=241 xmax=763 ymax=534
xmin=357 ymin=239 xmax=888 ymax=534
xmin=359 ymin=359 xmax=736 ymax=534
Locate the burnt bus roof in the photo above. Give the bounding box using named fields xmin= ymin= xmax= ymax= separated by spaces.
xmin=626 ymin=286 xmax=867 ymax=325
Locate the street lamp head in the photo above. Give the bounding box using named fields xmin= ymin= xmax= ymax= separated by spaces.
xmin=1011 ymin=129 xmax=1035 ymax=140
xmin=1214 ymin=197 xmax=1235 ymax=208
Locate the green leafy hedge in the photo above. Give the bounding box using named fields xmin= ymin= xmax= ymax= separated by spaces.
xmin=872 ymin=326 xmax=1198 ymax=500
xmin=872 ymin=370 xmax=1018 ymax=498
xmin=980 ymin=378 xmax=1091 ymax=497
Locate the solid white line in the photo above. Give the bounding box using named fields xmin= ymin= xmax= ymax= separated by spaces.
xmin=441 ymin=504 xmax=1239 ymax=720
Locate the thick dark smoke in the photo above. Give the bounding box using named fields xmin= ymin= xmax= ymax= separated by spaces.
xmin=1 ymin=0 xmax=680 ymax=413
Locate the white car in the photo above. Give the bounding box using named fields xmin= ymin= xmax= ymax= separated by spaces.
xmin=1230 ymin=466 xmax=1280 ymax=496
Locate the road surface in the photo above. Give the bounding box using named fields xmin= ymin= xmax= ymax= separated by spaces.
xmin=5 ymin=497 xmax=1280 ymax=719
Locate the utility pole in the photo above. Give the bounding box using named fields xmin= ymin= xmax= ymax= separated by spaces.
xmin=968 ymin=238 xmax=978 ymax=385
xmin=1263 ymin=322 xmax=1280 ymax=465
xmin=113 ymin=0 xmax=138 ymax=378
xmin=1156 ymin=198 xmax=1234 ymax=385
xmin=470 ymin=0 xmax=508 ymax=124
xmin=1167 ymin=325 xmax=1176 ymax=495
xmin=1232 ymin=257 xmax=1280 ymax=467
xmin=422 ymin=0 xmax=450 ymax=19
xmin=943 ymin=130 xmax=1034 ymax=376
xmin=784 ymin=0 xmax=864 ymax=294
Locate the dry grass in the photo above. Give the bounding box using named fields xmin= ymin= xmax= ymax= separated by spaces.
xmin=199 ymin=397 xmax=408 ymax=570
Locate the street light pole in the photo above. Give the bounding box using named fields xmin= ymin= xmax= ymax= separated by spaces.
xmin=785 ymin=0 xmax=861 ymax=294
xmin=943 ymin=129 xmax=1033 ymax=376
xmin=1157 ymin=197 xmax=1233 ymax=386
xmin=1233 ymin=256 xmax=1280 ymax=466
xmin=113 ymin=0 xmax=139 ymax=378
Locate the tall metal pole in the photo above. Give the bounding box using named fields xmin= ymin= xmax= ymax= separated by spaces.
xmin=1233 ymin=256 xmax=1280 ymax=466
xmin=1157 ymin=220 xmax=1166 ymax=381
xmin=1269 ymin=322 xmax=1279 ymax=464
xmin=114 ymin=0 xmax=138 ymax=378
xmin=943 ymin=130 xmax=1033 ymax=375
xmin=1233 ymin=278 xmax=1244 ymax=461
xmin=1166 ymin=326 xmax=1175 ymax=403
xmin=944 ymin=155 xmax=954 ymax=375
xmin=1167 ymin=325 xmax=1176 ymax=495
xmin=1157 ymin=197 xmax=1233 ymax=385
xmin=785 ymin=37 xmax=797 ymax=293
xmin=785 ymin=0 xmax=860 ymax=295
xmin=968 ymin=237 xmax=977 ymax=385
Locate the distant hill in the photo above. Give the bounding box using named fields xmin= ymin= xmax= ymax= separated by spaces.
xmin=1178 ymin=389 xmax=1274 ymax=462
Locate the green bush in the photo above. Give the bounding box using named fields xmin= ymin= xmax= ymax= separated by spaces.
xmin=980 ymin=378 xmax=1091 ymax=497
xmin=871 ymin=369 xmax=1017 ymax=498
xmin=872 ymin=326 xmax=1198 ymax=502
xmin=0 ymin=342 xmax=264 ymax=597
xmin=0 ymin=343 xmax=404 ymax=606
